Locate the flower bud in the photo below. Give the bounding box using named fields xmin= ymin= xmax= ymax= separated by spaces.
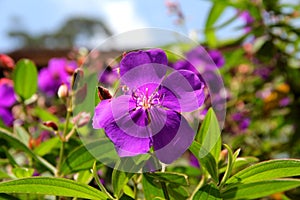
xmin=0 ymin=54 xmax=15 ymax=70
xmin=43 ymin=121 xmax=58 ymax=131
xmin=72 ymin=112 xmax=91 ymax=127
xmin=97 ymin=86 xmax=112 ymax=100
xmin=57 ymin=83 xmax=68 ymax=98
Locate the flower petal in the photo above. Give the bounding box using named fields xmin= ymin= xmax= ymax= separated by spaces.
xmin=104 ymin=121 xmax=151 ymax=157
xmin=0 ymin=82 xmax=16 ymax=107
xmin=0 ymin=107 xmax=14 ymax=126
xmin=160 ymin=70 xmax=205 ymax=112
xmin=152 ymin=109 xmax=195 ymax=164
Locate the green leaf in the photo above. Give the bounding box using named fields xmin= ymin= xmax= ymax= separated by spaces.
xmin=14 ymin=126 xmax=30 ymax=146
xmin=219 ymin=157 xmax=259 ymax=174
xmin=13 ymin=59 xmax=38 ymax=100
xmin=32 ymin=107 xmax=59 ymax=123
xmin=123 ymin=185 xmax=134 ymax=199
xmin=12 ymin=167 xmax=34 ymax=178
xmin=0 ymin=170 xmax=11 ymax=179
xmin=193 ymin=184 xmax=221 ymax=200
xmin=112 ymin=169 xmax=134 ymax=198
xmin=189 ymin=141 xmax=218 ymax=183
xmin=226 ymin=159 xmax=300 ymax=184
xmin=196 ymin=108 xmax=221 ymax=164
xmin=0 ymin=177 xmax=108 ymax=199
xmin=60 ymin=139 xmax=117 ymax=175
xmin=142 ymin=174 xmax=164 ymax=200
xmin=222 ymin=179 xmax=300 ymax=199
xmin=34 ymin=137 xmax=60 ymax=156
xmin=76 ymin=170 xmax=93 ymax=184
xmin=0 ymin=128 xmax=56 ymax=174
xmin=168 ymin=184 xmax=189 ymax=200
xmin=146 ymin=172 xmax=189 ymax=186
xmin=205 ymin=3 xmax=227 ymax=28
xmin=220 ymin=145 xmax=240 ymax=187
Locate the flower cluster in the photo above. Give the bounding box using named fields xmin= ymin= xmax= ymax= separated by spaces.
xmin=38 ymin=58 xmax=77 ymax=96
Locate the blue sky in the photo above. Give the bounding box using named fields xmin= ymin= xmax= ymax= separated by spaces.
xmin=0 ymin=0 xmax=244 ymax=52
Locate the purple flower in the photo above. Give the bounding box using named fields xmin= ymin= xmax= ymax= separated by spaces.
xmin=232 ymin=113 xmax=250 ymax=131
xmin=0 ymin=78 xmax=16 ymax=126
xmin=93 ymin=49 xmax=205 ymax=164
xmin=239 ymin=11 xmax=254 ymax=33
xmin=99 ymin=66 xmax=119 ymax=85
xmin=186 ymin=47 xmax=225 ymax=70
xmin=38 ymin=58 xmax=77 ymax=96
xmin=208 ymin=50 xmax=225 ymax=68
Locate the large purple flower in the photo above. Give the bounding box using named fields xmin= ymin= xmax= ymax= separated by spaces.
xmin=38 ymin=58 xmax=77 ymax=96
xmin=0 ymin=78 xmax=16 ymax=126
xmin=93 ymin=49 xmax=205 ymax=164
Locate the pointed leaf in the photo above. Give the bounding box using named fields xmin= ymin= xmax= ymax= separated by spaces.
xmin=193 ymin=184 xmax=221 ymax=200
xmin=13 ymin=59 xmax=38 ymax=100
xmin=226 ymin=159 xmax=300 ymax=184
xmin=0 ymin=177 xmax=108 ymax=199
xmin=222 ymin=179 xmax=300 ymax=199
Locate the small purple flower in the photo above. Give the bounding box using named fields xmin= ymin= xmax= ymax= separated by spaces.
xmin=207 ymin=50 xmax=225 ymax=68
xmin=186 ymin=47 xmax=225 ymax=69
xmin=93 ymin=49 xmax=205 ymax=164
xmin=239 ymin=11 xmax=254 ymax=33
xmin=232 ymin=113 xmax=250 ymax=131
xmin=279 ymin=97 xmax=291 ymax=107
xmin=99 ymin=66 xmax=119 ymax=85
xmin=0 ymin=78 xmax=16 ymax=126
xmin=38 ymin=58 xmax=77 ymax=96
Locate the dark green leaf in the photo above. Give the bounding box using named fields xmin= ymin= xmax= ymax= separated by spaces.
xmin=222 ymin=179 xmax=300 ymax=199
xmin=189 ymin=141 xmax=218 ymax=183
xmin=60 ymin=139 xmax=117 ymax=175
xmin=168 ymin=183 xmax=189 ymax=200
xmin=13 ymin=59 xmax=38 ymax=100
xmin=146 ymin=172 xmax=189 ymax=186
xmin=0 ymin=177 xmax=108 ymax=199
xmin=226 ymin=159 xmax=300 ymax=184
xmin=142 ymin=173 xmax=164 ymax=200
xmin=112 ymin=168 xmax=134 ymax=198
xmin=193 ymin=184 xmax=221 ymax=200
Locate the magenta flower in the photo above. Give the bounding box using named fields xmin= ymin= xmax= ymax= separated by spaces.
xmin=38 ymin=58 xmax=77 ymax=96
xmin=0 ymin=78 xmax=16 ymax=126
xmin=240 ymin=11 xmax=254 ymax=33
xmin=93 ymin=49 xmax=205 ymax=164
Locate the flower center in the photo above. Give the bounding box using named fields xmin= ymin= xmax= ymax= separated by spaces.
xmin=132 ymin=88 xmax=161 ymax=110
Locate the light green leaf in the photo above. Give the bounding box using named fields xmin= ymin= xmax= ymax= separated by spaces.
xmin=13 ymin=59 xmax=38 ymax=100
xmin=0 ymin=170 xmax=11 ymax=179
xmin=189 ymin=141 xmax=218 ymax=183
xmin=222 ymin=179 xmax=300 ymax=199
xmin=193 ymin=184 xmax=221 ymax=200
xmin=0 ymin=128 xmax=56 ymax=174
xmin=220 ymin=145 xmax=240 ymax=187
xmin=226 ymin=159 xmax=300 ymax=184
xmin=146 ymin=172 xmax=189 ymax=186
xmin=12 ymin=167 xmax=34 ymax=178
xmin=205 ymin=3 xmax=227 ymax=28
xmin=34 ymin=137 xmax=60 ymax=156
xmin=196 ymin=108 xmax=221 ymax=164
xmin=32 ymin=107 xmax=59 ymax=123
xmin=219 ymin=157 xmax=259 ymax=174
xmin=14 ymin=126 xmax=30 ymax=146
xmin=0 ymin=177 xmax=108 ymax=199
xmin=112 ymin=169 xmax=134 ymax=198
xmin=76 ymin=170 xmax=93 ymax=184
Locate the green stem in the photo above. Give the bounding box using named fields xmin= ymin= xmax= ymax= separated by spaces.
xmin=190 ymin=175 xmax=206 ymax=199
xmin=161 ymin=181 xmax=170 ymax=200
xmin=92 ymin=162 xmax=115 ymax=200
xmin=56 ymin=98 xmax=72 ymax=177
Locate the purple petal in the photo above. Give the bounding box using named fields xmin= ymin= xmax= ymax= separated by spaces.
xmin=104 ymin=121 xmax=151 ymax=157
xmin=208 ymin=50 xmax=225 ymax=68
xmin=160 ymin=70 xmax=205 ymax=112
xmin=120 ymin=64 xmax=164 ymax=90
xmin=152 ymin=109 xmax=195 ymax=164
xmin=0 ymin=82 xmax=16 ymax=107
xmin=120 ymin=49 xmax=167 ymax=79
xmin=0 ymin=107 xmax=14 ymax=126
